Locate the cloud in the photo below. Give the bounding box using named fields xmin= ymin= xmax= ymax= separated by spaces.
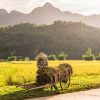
xmin=0 ymin=0 xmax=34 ymax=13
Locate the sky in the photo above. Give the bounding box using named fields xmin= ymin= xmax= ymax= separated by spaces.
xmin=0 ymin=0 xmax=100 ymax=15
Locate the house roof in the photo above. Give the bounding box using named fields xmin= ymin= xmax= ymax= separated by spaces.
xmin=36 ymin=52 xmax=47 ymax=58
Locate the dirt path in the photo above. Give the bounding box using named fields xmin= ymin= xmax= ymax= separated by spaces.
xmin=26 ymin=88 xmax=100 ymax=100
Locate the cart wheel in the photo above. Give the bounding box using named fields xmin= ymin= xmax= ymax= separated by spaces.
xmin=60 ymin=76 xmax=70 ymax=90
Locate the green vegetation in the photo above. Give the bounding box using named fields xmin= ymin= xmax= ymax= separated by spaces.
xmin=57 ymin=52 xmax=68 ymax=60
xmin=82 ymin=48 xmax=95 ymax=60
xmin=0 ymin=61 xmax=100 ymax=100
xmin=48 ymin=54 xmax=57 ymax=60
xmin=48 ymin=52 xmax=68 ymax=60
xmin=96 ymin=53 xmax=100 ymax=60
xmin=8 ymin=56 xmax=17 ymax=61
xmin=0 ymin=22 xmax=100 ymax=59
xmin=82 ymin=48 xmax=100 ymax=61
xmin=24 ymin=57 xmax=30 ymax=61
xmin=0 ymin=62 xmax=37 ymax=86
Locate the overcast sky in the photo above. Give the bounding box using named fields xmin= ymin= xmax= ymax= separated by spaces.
xmin=0 ymin=0 xmax=100 ymax=15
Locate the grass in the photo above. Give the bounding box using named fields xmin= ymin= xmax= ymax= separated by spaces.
xmin=0 ymin=61 xmax=37 ymax=86
xmin=0 ymin=60 xmax=100 ymax=100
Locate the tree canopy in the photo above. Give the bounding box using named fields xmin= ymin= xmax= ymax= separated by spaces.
xmin=0 ymin=21 xmax=100 ymax=59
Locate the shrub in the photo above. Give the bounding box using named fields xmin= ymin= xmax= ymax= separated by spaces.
xmin=96 ymin=53 xmax=100 ymax=60
xmin=16 ymin=56 xmax=23 ymax=61
xmin=58 ymin=52 xmax=68 ymax=60
xmin=24 ymin=57 xmax=30 ymax=61
xmin=48 ymin=54 xmax=57 ymax=60
xmin=82 ymin=48 xmax=95 ymax=61
xmin=8 ymin=56 xmax=17 ymax=61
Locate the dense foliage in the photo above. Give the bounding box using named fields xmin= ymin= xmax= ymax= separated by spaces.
xmin=0 ymin=21 xmax=100 ymax=59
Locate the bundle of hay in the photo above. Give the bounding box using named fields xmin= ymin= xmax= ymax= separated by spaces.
xmin=36 ymin=63 xmax=72 ymax=85
xmin=58 ymin=63 xmax=73 ymax=74
xmin=36 ymin=67 xmax=59 ymax=85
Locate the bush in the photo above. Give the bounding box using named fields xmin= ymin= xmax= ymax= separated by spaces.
xmin=58 ymin=52 xmax=68 ymax=60
xmin=82 ymin=48 xmax=95 ymax=61
xmin=8 ymin=56 xmax=17 ymax=61
xmin=96 ymin=53 xmax=100 ymax=60
xmin=24 ymin=57 xmax=30 ymax=61
xmin=48 ymin=54 xmax=57 ymax=60
xmin=16 ymin=56 xmax=23 ymax=61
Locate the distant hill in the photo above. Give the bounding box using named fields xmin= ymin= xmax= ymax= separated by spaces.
xmin=1 ymin=3 xmax=100 ymax=27
xmin=0 ymin=21 xmax=100 ymax=59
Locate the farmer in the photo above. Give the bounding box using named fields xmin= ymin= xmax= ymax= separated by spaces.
xmin=36 ymin=52 xmax=48 ymax=69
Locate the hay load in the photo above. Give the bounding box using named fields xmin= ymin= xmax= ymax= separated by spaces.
xmin=35 ymin=52 xmax=73 ymax=90
xmin=36 ymin=67 xmax=58 ymax=85
xmin=17 ymin=52 xmax=73 ymax=91
xmin=36 ymin=63 xmax=73 ymax=85
xmin=58 ymin=63 xmax=73 ymax=74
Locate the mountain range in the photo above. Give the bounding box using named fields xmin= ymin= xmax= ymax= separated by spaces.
xmin=0 ymin=2 xmax=100 ymax=27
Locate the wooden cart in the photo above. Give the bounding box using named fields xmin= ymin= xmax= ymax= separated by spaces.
xmin=17 ymin=52 xmax=73 ymax=92
xmin=18 ymin=66 xmax=72 ymax=92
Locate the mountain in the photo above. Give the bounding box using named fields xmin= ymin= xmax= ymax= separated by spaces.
xmin=0 ymin=22 xmax=100 ymax=59
xmin=0 ymin=9 xmax=8 ymax=14
xmin=0 ymin=2 xmax=100 ymax=27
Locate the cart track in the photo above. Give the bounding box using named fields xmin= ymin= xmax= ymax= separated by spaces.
xmin=26 ymin=88 xmax=100 ymax=100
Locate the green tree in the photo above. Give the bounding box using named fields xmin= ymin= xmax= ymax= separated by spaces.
xmin=82 ymin=48 xmax=95 ymax=61
xmin=8 ymin=56 xmax=17 ymax=61
xmin=7 ymin=51 xmax=17 ymax=61
xmin=96 ymin=53 xmax=100 ymax=60
xmin=24 ymin=57 xmax=30 ymax=61
xmin=58 ymin=52 xmax=68 ymax=60
xmin=0 ymin=22 xmax=100 ymax=60
xmin=48 ymin=54 xmax=57 ymax=60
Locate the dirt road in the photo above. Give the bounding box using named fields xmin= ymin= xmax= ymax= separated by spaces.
xmin=27 ymin=88 xmax=100 ymax=100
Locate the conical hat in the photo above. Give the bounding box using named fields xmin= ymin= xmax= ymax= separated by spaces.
xmin=36 ymin=52 xmax=47 ymax=58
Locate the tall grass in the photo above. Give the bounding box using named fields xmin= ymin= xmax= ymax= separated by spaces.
xmin=0 ymin=60 xmax=100 ymax=100
xmin=0 ymin=62 xmax=37 ymax=86
xmin=0 ymin=60 xmax=100 ymax=86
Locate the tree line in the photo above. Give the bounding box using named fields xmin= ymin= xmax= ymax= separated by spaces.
xmin=1 ymin=48 xmax=100 ymax=61
xmin=0 ymin=21 xmax=100 ymax=60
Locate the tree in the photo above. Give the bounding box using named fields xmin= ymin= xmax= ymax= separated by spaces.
xmin=8 ymin=56 xmax=17 ymax=61
xmin=7 ymin=51 xmax=17 ymax=61
xmin=96 ymin=53 xmax=100 ymax=60
xmin=24 ymin=57 xmax=30 ymax=61
xmin=0 ymin=22 xmax=100 ymax=59
xmin=58 ymin=52 xmax=68 ymax=60
xmin=48 ymin=54 xmax=57 ymax=60
xmin=82 ymin=48 xmax=95 ymax=61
